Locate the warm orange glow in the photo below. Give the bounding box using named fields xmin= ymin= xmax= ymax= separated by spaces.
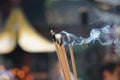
xmin=25 ymin=74 xmax=34 ymax=80
xmin=17 ymin=70 xmax=25 ymax=79
xmin=10 ymin=68 xmax=19 ymax=76
xmin=10 ymin=67 xmax=34 ymax=79
xmin=22 ymin=65 xmax=30 ymax=74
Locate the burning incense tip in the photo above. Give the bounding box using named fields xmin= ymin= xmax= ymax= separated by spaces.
xmin=55 ymin=34 xmax=63 ymax=45
xmin=50 ymin=30 xmax=57 ymax=41
xmin=50 ymin=30 xmax=55 ymax=35
xmin=55 ymin=34 xmax=62 ymax=39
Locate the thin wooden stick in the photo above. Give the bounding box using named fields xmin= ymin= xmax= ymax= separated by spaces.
xmin=51 ymin=31 xmax=67 ymax=80
xmin=54 ymin=41 xmax=66 ymax=80
xmin=68 ymin=44 xmax=78 ymax=80
xmin=61 ymin=44 xmax=72 ymax=80
xmin=56 ymin=39 xmax=72 ymax=80
xmin=56 ymin=42 xmax=70 ymax=80
xmin=51 ymin=31 xmax=72 ymax=80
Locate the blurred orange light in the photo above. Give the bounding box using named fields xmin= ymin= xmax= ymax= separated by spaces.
xmin=22 ymin=65 xmax=30 ymax=74
xmin=25 ymin=74 xmax=33 ymax=80
xmin=10 ymin=68 xmax=19 ymax=76
xmin=17 ymin=70 xmax=25 ymax=79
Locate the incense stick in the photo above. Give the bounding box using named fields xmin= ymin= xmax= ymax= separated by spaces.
xmin=58 ymin=44 xmax=71 ymax=80
xmin=54 ymin=42 xmax=66 ymax=79
xmin=56 ymin=38 xmax=71 ymax=80
xmin=51 ymin=31 xmax=66 ymax=80
xmin=66 ymin=35 xmax=78 ymax=80
xmin=68 ymin=44 xmax=78 ymax=80
xmin=61 ymin=44 xmax=72 ymax=80
xmin=55 ymin=33 xmax=72 ymax=80
xmin=51 ymin=31 xmax=69 ymax=80
xmin=51 ymin=30 xmax=72 ymax=80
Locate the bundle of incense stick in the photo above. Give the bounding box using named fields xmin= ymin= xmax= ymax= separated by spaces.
xmin=51 ymin=30 xmax=78 ymax=80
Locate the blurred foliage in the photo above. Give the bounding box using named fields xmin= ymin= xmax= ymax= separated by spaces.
xmin=45 ymin=0 xmax=53 ymax=8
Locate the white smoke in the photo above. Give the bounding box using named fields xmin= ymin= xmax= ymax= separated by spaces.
xmin=60 ymin=25 xmax=117 ymax=45
xmin=55 ymin=25 xmax=120 ymax=55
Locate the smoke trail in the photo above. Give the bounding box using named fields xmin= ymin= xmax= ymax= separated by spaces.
xmin=60 ymin=31 xmax=84 ymax=46
xmin=59 ymin=25 xmax=117 ymax=46
xmin=55 ymin=25 xmax=120 ymax=55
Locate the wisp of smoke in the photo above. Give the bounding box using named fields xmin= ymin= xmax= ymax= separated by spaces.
xmin=55 ymin=25 xmax=120 ymax=55
xmin=60 ymin=25 xmax=118 ymax=46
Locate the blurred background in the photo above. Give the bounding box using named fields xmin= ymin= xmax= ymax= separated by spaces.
xmin=0 ymin=0 xmax=120 ymax=80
